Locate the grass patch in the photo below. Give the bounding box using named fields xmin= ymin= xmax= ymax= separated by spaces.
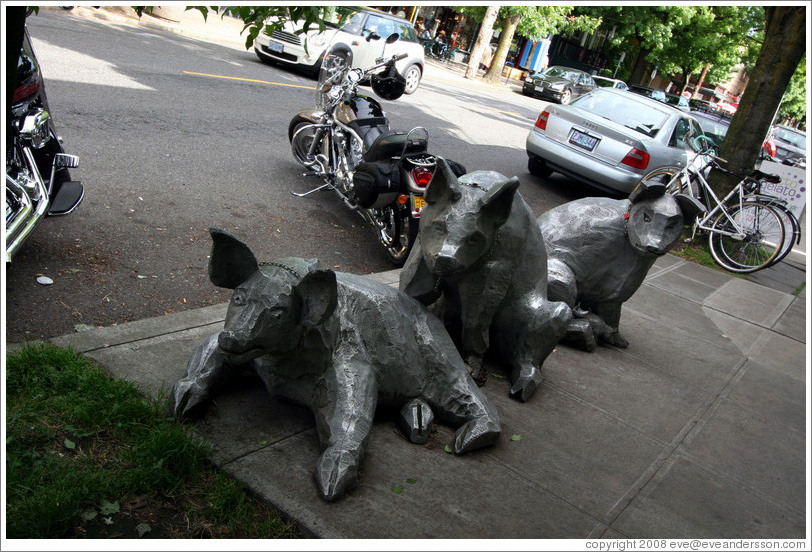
xmin=5 ymin=342 xmax=300 ymax=539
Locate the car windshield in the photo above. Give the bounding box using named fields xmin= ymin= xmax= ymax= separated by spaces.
xmin=571 ymin=91 xmax=670 ymax=138
xmin=338 ymin=9 xmax=418 ymax=42
xmin=545 ymin=66 xmax=579 ymax=82
xmin=593 ymin=77 xmax=614 ymax=88
xmin=774 ymin=127 xmax=807 ymax=149
xmin=693 ymin=117 xmax=729 ymax=146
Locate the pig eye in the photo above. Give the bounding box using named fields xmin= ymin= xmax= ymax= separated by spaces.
xmin=269 ymin=306 xmax=286 ymax=320
xmin=643 ymin=212 xmax=652 ymax=223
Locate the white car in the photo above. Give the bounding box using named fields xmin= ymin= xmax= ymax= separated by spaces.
xmin=592 ymin=75 xmax=628 ymax=91
xmin=255 ymin=7 xmax=424 ymax=94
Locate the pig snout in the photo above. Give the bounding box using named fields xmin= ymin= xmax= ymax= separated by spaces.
xmin=218 ymin=330 xmax=245 ymax=353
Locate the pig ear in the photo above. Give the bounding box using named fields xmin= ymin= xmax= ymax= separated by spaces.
xmin=479 ymin=176 xmax=519 ymax=228
xmin=673 ymin=194 xmax=704 ymax=224
xmin=294 ymin=268 xmax=338 ymax=329
xmin=424 ymin=157 xmax=462 ymax=205
xmin=629 ymin=180 xmax=666 ymax=204
xmin=208 ymin=228 xmax=259 ymax=289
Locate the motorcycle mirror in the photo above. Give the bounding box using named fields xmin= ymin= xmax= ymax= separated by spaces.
xmin=386 ymin=33 xmax=400 ymax=44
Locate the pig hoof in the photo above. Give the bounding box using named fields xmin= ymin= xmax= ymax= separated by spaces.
xmin=172 ymin=379 xmax=210 ymax=420
xmin=453 ymin=418 xmax=501 ymax=454
xmin=509 ymin=364 xmax=542 ymax=402
xmin=603 ymin=331 xmax=629 ymax=348
xmin=315 ymin=448 xmax=359 ymax=501
xmin=564 ymin=318 xmax=598 ymax=352
xmin=398 ymin=398 xmax=435 ymax=444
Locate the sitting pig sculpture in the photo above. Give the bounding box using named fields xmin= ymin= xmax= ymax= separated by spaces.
xmin=539 ymin=181 xmax=703 ymax=351
xmin=400 ymin=159 xmax=572 ymax=402
xmin=173 ymin=228 xmax=501 ymax=502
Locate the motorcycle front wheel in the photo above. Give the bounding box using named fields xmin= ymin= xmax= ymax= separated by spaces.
xmin=289 ymin=115 xmax=325 ymax=168
xmin=379 ymin=204 xmax=419 ymax=267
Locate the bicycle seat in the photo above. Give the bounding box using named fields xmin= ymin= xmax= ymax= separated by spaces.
xmin=751 ymin=169 xmax=781 ymax=183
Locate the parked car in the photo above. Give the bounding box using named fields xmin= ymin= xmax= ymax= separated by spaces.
xmin=688 ymin=98 xmax=717 ymax=111
xmin=629 ymin=84 xmax=667 ymax=103
xmin=254 ymin=7 xmax=425 ymax=94
xmin=521 ymin=66 xmax=596 ymax=105
xmin=666 ymin=93 xmax=690 ymax=111
xmin=592 ymin=75 xmax=628 ymax=91
xmin=525 ymin=88 xmax=705 ymax=195
xmin=689 ymin=109 xmax=776 ymax=160
xmin=771 ymin=125 xmax=807 ymax=167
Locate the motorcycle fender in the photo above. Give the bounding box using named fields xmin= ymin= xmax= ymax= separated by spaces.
xmin=294 ymin=108 xmax=328 ymax=124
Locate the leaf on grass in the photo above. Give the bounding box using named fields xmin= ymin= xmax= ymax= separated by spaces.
xmin=74 ymin=323 xmax=98 ymax=332
xmin=491 ymin=373 xmax=507 ymax=379
xmin=259 ymin=440 xmax=268 ymax=446
xmin=81 ymin=509 xmax=98 ymax=521
xmin=406 ymin=478 xmax=417 ymax=485
xmin=510 ymin=434 xmax=522 ymax=441
xmin=391 ymin=485 xmax=403 ymax=495
xmin=99 ymin=500 xmax=120 ymax=515
xmin=64 ymin=438 xmax=76 ymax=450
xmin=136 ymin=523 xmax=152 ymax=537
xmin=444 ymin=444 xmax=453 ymax=454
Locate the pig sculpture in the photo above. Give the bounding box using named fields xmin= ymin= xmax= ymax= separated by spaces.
xmin=173 ymin=228 xmax=501 ymax=502
xmin=400 ymin=160 xmax=572 ymax=402
xmin=539 ymin=181 xmax=703 ymax=351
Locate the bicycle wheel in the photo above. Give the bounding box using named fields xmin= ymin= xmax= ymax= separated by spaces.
xmin=746 ymin=198 xmax=800 ymax=267
xmin=708 ymin=202 xmax=785 ymax=273
xmin=638 ymin=165 xmax=699 ymax=197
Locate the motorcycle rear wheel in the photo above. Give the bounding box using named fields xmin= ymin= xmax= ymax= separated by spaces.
xmin=380 ymin=205 xmax=418 ymax=267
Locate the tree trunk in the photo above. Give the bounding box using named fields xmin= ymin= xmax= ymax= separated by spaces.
xmin=482 ymin=13 xmax=521 ymax=85
xmin=708 ymin=6 xmax=806 ymax=196
xmin=692 ymin=62 xmax=711 ymax=99
xmin=464 ymin=6 xmax=499 ymax=80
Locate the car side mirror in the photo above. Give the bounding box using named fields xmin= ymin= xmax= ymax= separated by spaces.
xmin=366 ymin=32 xmax=381 ymax=42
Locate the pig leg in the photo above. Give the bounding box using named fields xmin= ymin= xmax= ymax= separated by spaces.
xmin=173 ymin=332 xmax=244 ymax=420
xmin=492 ymin=295 xmax=572 ymax=402
xmin=590 ymin=301 xmax=629 ymax=348
xmin=417 ymin=315 xmax=501 ymax=454
xmin=311 ymin=361 xmax=378 ymax=502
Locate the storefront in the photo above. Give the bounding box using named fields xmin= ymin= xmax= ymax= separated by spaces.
xmin=413 ymin=6 xmax=481 ymax=52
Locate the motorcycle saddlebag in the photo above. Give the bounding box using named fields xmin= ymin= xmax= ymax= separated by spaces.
xmin=353 ymin=160 xmax=401 ymax=208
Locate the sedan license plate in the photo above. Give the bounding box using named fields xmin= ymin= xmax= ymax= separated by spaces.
xmin=569 ymin=129 xmax=598 ymax=151
xmin=266 ymin=40 xmax=284 ymax=53
xmin=412 ymin=194 xmax=426 ymax=216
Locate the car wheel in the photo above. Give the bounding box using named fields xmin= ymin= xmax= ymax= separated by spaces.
xmin=559 ymin=89 xmax=572 ymax=105
xmin=402 ymin=64 xmax=422 ymax=95
xmin=528 ymin=156 xmax=553 ymax=178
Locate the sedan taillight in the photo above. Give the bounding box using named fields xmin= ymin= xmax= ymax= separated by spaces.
xmin=535 ymin=110 xmax=550 ymax=131
xmin=621 ymin=148 xmax=650 ymax=170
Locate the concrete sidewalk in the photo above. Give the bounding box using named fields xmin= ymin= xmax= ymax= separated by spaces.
xmin=50 ymin=253 xmax=807 ymax=540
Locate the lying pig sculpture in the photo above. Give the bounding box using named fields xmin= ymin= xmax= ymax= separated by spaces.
xmin=173 ymin=228 xmax=501 ymax=502
xmin=400 ymin=159 xmax=572 ymax=402
xmin=539 ymin=181 xmax=703 ymax=351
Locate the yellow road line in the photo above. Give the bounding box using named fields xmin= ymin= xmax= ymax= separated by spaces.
xmin=183 ymin=71 xmax=316 ymax=90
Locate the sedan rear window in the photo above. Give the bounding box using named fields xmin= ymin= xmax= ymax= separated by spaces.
xmin=572 ymin=91 xmax=669 ymax=138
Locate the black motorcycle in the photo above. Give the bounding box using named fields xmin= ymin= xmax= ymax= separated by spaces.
xmin=6 ymin=26 xmax=84 ymax=262
xmin=287 ymin=36 xmax=460 ymax=266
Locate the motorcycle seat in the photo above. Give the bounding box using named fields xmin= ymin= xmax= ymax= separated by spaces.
xmin=364 ymin=130 xmax=428 ymax=163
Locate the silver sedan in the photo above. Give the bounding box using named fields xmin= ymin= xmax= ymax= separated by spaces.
xmin=526 ymin=88 xmax=705 ymax=195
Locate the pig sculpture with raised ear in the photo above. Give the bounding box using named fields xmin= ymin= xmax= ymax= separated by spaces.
xmin=399 ymin=159 xmax=572 ymax=402
xmin=173 ymin=228 xmax=501 ymax=502
xmin=538 ymin=181 xmax=703 ymax=351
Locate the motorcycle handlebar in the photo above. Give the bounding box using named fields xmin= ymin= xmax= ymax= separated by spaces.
xmin=367 ymin=53 xmax=409 ymax=75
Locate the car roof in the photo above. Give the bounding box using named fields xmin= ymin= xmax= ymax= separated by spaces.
xmin=775 ymin=124 xmax=806 ymax=135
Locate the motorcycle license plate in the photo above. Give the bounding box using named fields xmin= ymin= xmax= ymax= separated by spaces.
xmin=412 ymin=194 xmax=426 ymax=217
xmin=569 ymin=129 xmax=598 ymax=151
xmin=266 ymin=40 xmax=284 ymax=53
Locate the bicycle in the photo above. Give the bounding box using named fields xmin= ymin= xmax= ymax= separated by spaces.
xmin=637 ymin=137 xmax=791 ymax=273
